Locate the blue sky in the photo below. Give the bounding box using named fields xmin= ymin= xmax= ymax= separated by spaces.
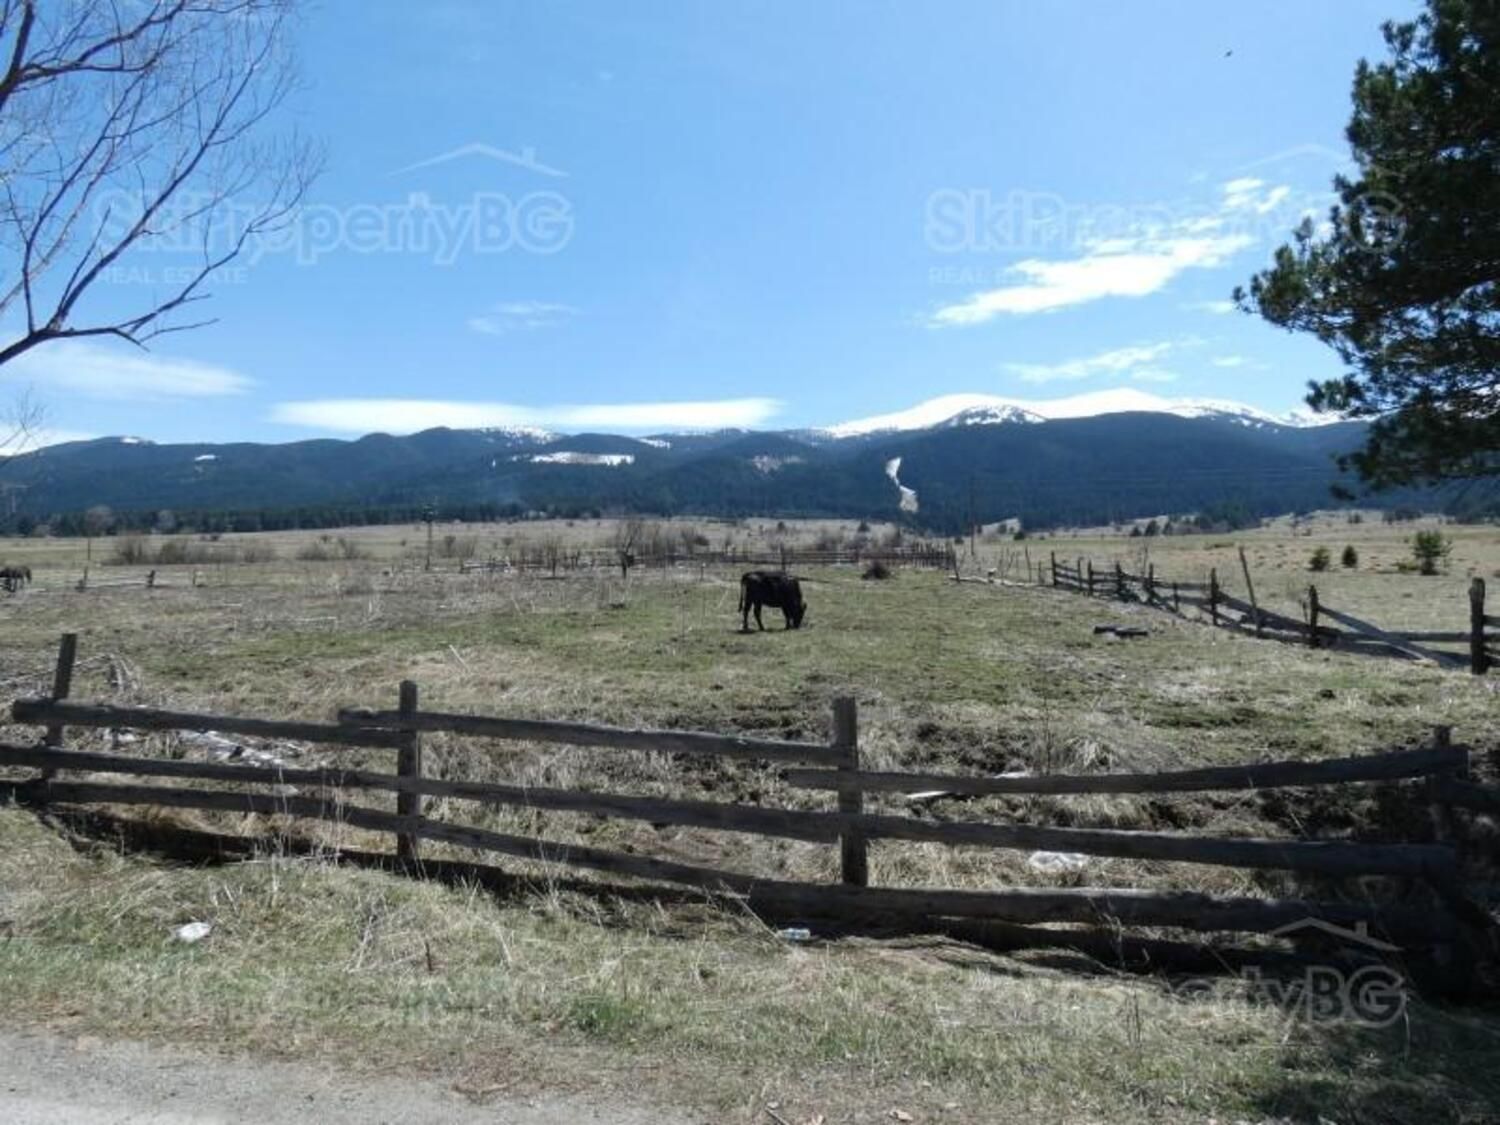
xmin=6 ymin=0 xmax=1418 ymax=446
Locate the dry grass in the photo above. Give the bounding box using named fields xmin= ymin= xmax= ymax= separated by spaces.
xmin=3 ymin=516 xmax=1500 ymax=1120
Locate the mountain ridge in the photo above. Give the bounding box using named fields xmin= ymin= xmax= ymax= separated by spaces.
xmin=1 ymin=397 xmax=1387 ymax=534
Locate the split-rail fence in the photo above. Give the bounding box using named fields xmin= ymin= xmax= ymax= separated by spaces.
xmin=3 ymin=635 xmax=1493 ymax=968
xmin=1044 ymin=551 xmax=1499 ymax=674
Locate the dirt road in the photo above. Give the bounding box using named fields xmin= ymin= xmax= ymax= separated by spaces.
xmin=0 ymin=1030 xmax=698 ymax=1124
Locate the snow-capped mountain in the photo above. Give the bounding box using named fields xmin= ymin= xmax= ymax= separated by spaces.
xmin=3 ymin=396 xmax=1375 ymax=535
xmin=822 ymin=389 xmax=1328 ymax=438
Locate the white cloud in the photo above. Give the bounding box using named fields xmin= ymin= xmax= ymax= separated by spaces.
xmin=2 ymin=339 xmax=252 ymax=399
xmin=929 ymin=177 xmax=1296 ymax=326
xmin=468 ymin=301 xmax=578 ymax=335
xmin=270 ymin=397 xmax=783 ymax=435
xmin=1184 ymin=299 xmax=1236 ymax=315
xmin=1 ymin=426 xmax=97 ymax=455
xmin=1212 ymin=355 xmax=1248 ymax=368
xmin=1004 ymin=342 xmax=1175 ymax=385
xmin=930 ymin=232 xmax=1252 ymax=325
xmin=1222 ymin=178 xmax=1292 ymax=214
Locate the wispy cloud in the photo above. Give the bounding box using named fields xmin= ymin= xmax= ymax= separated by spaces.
xmin=1212 ymin=355 xmax=1249 ymax=368
xmin=931 ymin=231 xmax=1253 ymax=324
xmin=467 ymin=300 xmax=578 ymax=336
xmin=929 ymin=177 xmax=1293 ymax=325
xmin=1004 ymin=342 xmax=1176 ymax=385
xmin=1184 ymin=299 xmax=1236 ymax=315
xmin=1221 ymin=177 xmax=1290 ymax=214
xmin=270 ymin=397 xmax=783 ymax=435
xmin=1 ymin=340 xmax=253 ymax=399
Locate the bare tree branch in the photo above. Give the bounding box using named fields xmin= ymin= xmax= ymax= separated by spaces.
xmin=0 ymin=0 xmax=321 ymax=368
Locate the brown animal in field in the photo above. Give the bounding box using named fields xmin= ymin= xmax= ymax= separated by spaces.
xmin=0 ymin=565 xmax=32 ymax=592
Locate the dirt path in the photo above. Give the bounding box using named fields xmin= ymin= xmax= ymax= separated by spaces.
xmin=0 ymin=1030 xmax=698 ymax=1124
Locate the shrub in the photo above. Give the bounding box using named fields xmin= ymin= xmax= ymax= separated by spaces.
xmin=110 ymin=535 xmax=151 ymax=565
xmin=1341 ymin=544 xmax=1359 ymax=569
xmin=1411 ymin=530 xmax=1452 ymax=575
xmin=439 ymin=533 xmax=478 ymax=560
xmin=861 ymin=560 xmax=892 ymax=581
xmin=1308 ymin=546 xmax=1331 ymax=572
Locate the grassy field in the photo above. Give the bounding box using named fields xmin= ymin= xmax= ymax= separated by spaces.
xmin=1 ymin=514 xmax=1499 ymax=1122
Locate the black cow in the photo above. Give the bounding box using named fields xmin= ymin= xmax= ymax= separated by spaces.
xmin=0 ymin=565 xmax=31 ymax=592
xmin=739 ymin=570 xmax=806 ymax=631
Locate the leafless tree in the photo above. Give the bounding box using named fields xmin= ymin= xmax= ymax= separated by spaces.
xmin=0 ymin=385 xmax=43 ymax=460
xmin=83 ymin=501 xmax=112 ymax=560
xmin=0 ymin=0 xmax=320 ymax=367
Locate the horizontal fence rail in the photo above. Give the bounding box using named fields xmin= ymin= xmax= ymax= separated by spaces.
xmin=336 ymin=707 xmax=840 ymax=766
xmin=12 ymin=697 xmax=405 ymax=749
xmin=785 ymin=744 xmax=1469 ymax=797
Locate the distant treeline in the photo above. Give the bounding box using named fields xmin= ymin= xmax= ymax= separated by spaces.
xmin=5 ymin=501 xmax=534 ymax=538
xmin=3 ymin=489 xmax=1496 ymax=542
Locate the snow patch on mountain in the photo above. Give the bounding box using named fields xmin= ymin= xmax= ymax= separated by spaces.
xmin=476 ymin=426 xmax=555 ymax=444
xmin=525 ymin=451 xmax=635 ymax=467
xmin=751 ymin=454 xmax=804 ymax=474
xmin=885 ymin=456 xmax=918 ymax=513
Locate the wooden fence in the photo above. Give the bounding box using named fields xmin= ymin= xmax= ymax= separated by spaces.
xmin=2 ymin=634 xmax=1491 ymax=960
xmin=460 ymin=543 xmax=957 ymax=576
xmin=1044 ymin=550 xmax=1499 ymax=674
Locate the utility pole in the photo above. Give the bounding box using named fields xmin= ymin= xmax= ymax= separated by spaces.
xmin=423 ymin=504 xmax=436 ymax=571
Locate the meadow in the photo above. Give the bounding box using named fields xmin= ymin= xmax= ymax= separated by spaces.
xmin=1 ymin=513 xmax=1498 ymax=1123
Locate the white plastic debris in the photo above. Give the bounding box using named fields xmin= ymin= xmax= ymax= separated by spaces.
xmin=172 ymin=921 xmax=213 ymax=944
xmin=1026 ymin=851 xmax=1089 ymax=874
xmin=775 ymin=927 xmax=813 ymax=942
xmin=180 ymin=730 xmax=243 ymax=759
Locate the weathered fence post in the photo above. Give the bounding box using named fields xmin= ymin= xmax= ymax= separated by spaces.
xmin=1146 ymin=564 xmax=1156 ymax=605
xmin=1307 ymin=585 xmax=1321 ymax=649
xmin=146 ymin=569 xmax=156 ymax=589
xmin=1209 ymin=568 xmax=1220 ymax=626
xmin=1086 ymin=561 xmax=1095 ymax=597
xmin=39 ymin=632 xmax=78 ymax=782
xmin=833 ymin=696 xmax=868 ymax=887
xmin=1238 ymin=548 xmax=1263 ymax=637
xmin=396 ymin=679 xmax=423 ymax=866
xmin=1426 ymin=725 xmax=1462 ymax=850
xmin=1115 ymin=562 xmax=1125 ymax=599
xmin=1050 ymin=552 xmax=1058 ymax=587
xmin=1470 ymin=578 xmax=1487 ymax=675
xmin=1172 ymin=582 xmax=1180 ymax=613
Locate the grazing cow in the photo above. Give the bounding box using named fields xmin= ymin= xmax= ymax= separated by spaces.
xmin=739 ymin=570 xmax=806 ymax=631
xmin=0 ymin=565 xmax=31 ymax=592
